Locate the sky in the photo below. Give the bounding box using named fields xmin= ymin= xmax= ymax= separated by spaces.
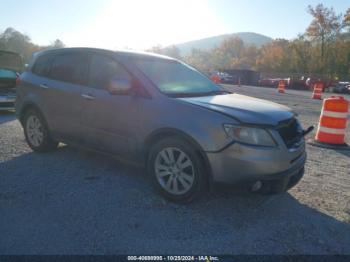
xmin=1 ymin=0 xmax=349 ymax=50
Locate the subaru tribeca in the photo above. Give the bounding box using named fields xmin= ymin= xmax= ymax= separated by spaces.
xmin=16 ymin=48 xmax=310 ymax=202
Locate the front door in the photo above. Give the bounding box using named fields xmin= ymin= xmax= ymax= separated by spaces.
xmin=80 ymin=53 xmax=139 ymax=155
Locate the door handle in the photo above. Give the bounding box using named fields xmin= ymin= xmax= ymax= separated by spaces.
xmin=81 ymin=93 xmax=95 ymax=100
xmin=39 ymin=84 xmax=49 ymax=89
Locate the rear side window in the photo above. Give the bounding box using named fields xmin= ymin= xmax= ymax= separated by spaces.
xmin=49 ymin=52 xmax=89 ymax=85
xmin=88 ymin=54 xmax=131 ymax=89
xmin=32 ymin=54 xmax=54 ymax=77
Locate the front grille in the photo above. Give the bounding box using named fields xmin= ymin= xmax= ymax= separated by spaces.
xmin=0 ymin=88 xmax=15 ymax=95
xmin=276 ymin=118 xmax=302 ymax=149
xmin=0 ymin=102 xmax=14 ymax=107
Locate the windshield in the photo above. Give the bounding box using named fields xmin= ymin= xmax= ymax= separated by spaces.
xmin=133 ymin=58 xmax=225 ymax=97
xmin=0 ymin=51 xmax=23 ymax=72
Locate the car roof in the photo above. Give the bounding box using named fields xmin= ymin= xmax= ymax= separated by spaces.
xmin=33 ymin=47 xmax=176 ymax=61
xmin=0 ymin=49 xmax=21 ymax=56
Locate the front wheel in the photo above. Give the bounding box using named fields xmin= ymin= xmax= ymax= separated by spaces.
xmin=23 ymin=109 xmax=58 ymax=152
xmin=147 ymin=138 xmax=207 ymax=203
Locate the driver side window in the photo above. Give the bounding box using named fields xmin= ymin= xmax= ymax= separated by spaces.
xmin=88 ymin=54 xmax=131 ymax=90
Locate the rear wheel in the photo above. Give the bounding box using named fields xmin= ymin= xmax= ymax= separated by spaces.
xmin=147 ymin=137 xmax=207 ymax=203
xmin=23 ymin=109 xmax=58 ymax=152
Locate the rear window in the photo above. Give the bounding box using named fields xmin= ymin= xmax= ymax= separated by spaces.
xmin=49 ymin=52 xmax=89 ymax=85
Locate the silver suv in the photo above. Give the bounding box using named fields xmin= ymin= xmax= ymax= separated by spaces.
xmin=16 ymin=48 xmax=309 ymax=202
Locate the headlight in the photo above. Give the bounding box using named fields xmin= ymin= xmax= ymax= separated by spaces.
xmin=223 ymin=124 xmax=276 ymax=147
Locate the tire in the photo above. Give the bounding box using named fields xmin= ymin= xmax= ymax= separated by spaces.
xmin=147 ymin=137 xmax=207 ymax=203
xmin=23 ymin=109 xmax=58 ymax=152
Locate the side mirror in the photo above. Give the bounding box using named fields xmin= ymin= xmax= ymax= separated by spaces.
xmin=107 ymin=78 xmax=132 ymax=95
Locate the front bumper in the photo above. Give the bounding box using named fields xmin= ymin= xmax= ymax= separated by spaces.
xmin=206 ymin=139 xmax=306 ymax=190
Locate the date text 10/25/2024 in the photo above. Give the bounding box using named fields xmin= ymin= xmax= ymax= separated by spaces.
xmin=127 ymin=256 xmax=219 ymax=261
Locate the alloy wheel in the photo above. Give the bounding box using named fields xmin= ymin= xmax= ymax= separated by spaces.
xmin=154 ymin=147 xmax=195 ymax=195
xmin=26 ymin=115 xmax=44 ymax=147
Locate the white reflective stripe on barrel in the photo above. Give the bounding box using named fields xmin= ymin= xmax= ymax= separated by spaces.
xmin=318 ymin=126 xmax=346 ymax=135
xmin=321 ymin=110 xmax=349 ymax=119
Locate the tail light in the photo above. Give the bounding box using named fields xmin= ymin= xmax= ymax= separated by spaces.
xmin=16 ymin=76 xmax=21 ymax=86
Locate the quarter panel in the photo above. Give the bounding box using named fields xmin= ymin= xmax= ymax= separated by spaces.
xmin=16 ymin=72 xmax=52 ymax=127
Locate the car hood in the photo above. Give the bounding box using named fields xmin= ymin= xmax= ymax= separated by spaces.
xmin=179 ymin=93 xmax=295 ymax=126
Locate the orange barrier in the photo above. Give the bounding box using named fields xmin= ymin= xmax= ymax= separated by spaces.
xmin=312 ymin=82 xmax=323 ymax=99
xmin=277 ymin=80 xmax=285 ymax=93
xmin=211 ymin=75 xmax=220 ymax=84
xmin=315 ymin=96 xmax=349 ymax=145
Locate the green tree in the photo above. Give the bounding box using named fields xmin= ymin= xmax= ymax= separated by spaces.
xmin=184 ymin=48 xmax=214 ymax=73
xmin=212 ymin=37 xmax=247 ymax=69
xmin=0 ymin=27 xmax=65 ymax=63
xmin=256 ymin=39 xmax=291 ymax=73
xmin=290 ymin=35 xmax=312 ymax=73
xmin=0 ymin=27 xmax=40 ymax=61
xmin=50 ymin=39 xmax=65 ymax=48
xmin=343 ymin=8 xmax=350 ymax=31
xmin=306 ymin=4 xmax=342 ymax=73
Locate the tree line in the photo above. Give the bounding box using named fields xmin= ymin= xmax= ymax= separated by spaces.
xmin=0 ymin=27 xmax=65 ymax=63
xmin=150 ymin=4 xmax=350 ymax=80
xmin=1 ymin=4 xmax=349 ymax=79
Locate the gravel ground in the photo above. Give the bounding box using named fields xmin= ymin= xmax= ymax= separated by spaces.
xmin=0 ymin=86 xmax=350 ymax=255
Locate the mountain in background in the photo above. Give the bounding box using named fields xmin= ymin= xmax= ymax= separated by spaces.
xmin=173 ymin=32 xmax=273 ymax=55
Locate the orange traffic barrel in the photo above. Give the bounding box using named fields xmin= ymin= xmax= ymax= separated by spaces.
xmin=211 ymin=75 xmax=220 ymax=84
xmin=277 ymin=80 xmax=285 ymax=93
xmin=315 ymin=96 xmax=349 ymax=145
xmin=312 ymin=82 xmax=323 ymax=99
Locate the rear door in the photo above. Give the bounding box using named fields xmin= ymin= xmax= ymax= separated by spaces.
xmin=80 ymin=53 xmax=140 ymax=155
xmin=43 ymin=51 xmax=90 ymax=140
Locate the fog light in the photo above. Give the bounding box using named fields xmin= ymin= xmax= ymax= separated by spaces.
xmin=251 ymin=181 xmax=262 ymax=192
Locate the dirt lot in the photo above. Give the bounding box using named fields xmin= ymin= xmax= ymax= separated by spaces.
xmin=0 ymin=85 xmax=349 ymax=255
